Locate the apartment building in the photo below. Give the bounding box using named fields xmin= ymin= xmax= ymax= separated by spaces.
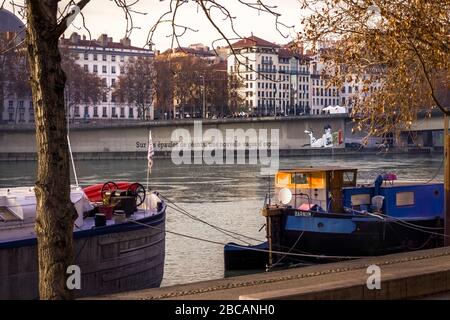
xmin=1 ymin=12 xmax=154 ymax=124
xmin=227 ymin=36 xmax=311 ymax=116
xmin=60 ymin=32 xmax=154 ymax=121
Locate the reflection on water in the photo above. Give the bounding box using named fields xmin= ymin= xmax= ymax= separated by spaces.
xmin=0 ymin=153 xmax=444 ymax=286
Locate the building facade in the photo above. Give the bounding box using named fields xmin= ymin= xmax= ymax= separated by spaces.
xmin=60 ymin=32 xmax=154 ymax=121
xmin=1 ymin=12 xmax=155 ymax=124
xmin=0 ymin=9 xmax=29 ymax=124
xmin=227 ymin=36 xmax=311 ymax=116
xmin=308 ymin=53 xmax=340 ymax=115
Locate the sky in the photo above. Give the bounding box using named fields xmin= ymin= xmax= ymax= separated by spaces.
xmin=4 ymin=0 xmax=304 ymax=51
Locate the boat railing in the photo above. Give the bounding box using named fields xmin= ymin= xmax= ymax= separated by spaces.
xmin=291 ymin=194 xmax=378 ymax=216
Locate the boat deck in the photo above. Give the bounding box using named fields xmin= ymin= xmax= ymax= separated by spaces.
xmin=0 ymin=208 xmax=161 ymax=243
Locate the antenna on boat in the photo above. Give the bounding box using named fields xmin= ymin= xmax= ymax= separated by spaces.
xmin=267 ymin=173 xmax=271 ymax=207
xmin=146 ymin=130 xmax=155 ymax=192
xmin=67 ymin=134 xmax=79 ymax=188
xmin=66 ymin=103 xmax=79 ymax=188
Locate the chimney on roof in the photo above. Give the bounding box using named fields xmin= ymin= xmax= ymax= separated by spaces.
xmin=98 ymin=34 xmax=109 ymax=46
xmin=82 ymin=35 xmax=86 ymax=41
xmin=69 ymin=32 xmax=80 ymax=44
xmin=120 ymin=37 xmax=131 ymax=47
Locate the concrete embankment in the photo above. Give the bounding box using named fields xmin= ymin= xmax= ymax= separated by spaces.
xmin=1 ymin=116 xmax=347 ymax=159
xmin=0 ymin=147 xmax=432 ymax=161
xmin=92 ymin=247 xmax=450 ymax=300
xmin=1 ymin=116 xmax=437 ymax=161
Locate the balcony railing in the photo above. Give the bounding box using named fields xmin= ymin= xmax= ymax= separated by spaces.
xmin=290 ymin=70 xmax=309 ymax=75
xmin=257 ymin=67 xmax=277 ymax=73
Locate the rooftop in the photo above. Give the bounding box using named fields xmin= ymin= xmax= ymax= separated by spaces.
xmin=60 ymin=32 xmax=152 ymax=52
xmin=278 ymin=167 xmax=357 ymax=173
xmin=161 ymin=46 xmax=216 ymax=57
xmin=231 ymin=35 xmax=280 ymax=49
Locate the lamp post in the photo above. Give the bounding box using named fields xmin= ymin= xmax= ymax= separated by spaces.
xmin=200 ymin=75 xmax=206 ymax=118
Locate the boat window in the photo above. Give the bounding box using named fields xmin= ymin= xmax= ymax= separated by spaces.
xmin=343 ymin=171 xmax=355 ymax=184
xmin=351 ymin=194 xmax=371 ymax=206
xmin=292 ymin=173 xmax=308 ymax=185
xmin=275 ymin=172 xmax=291 ymax=187
xmin=310 ymin=172 xmax=325 ymax=189
xmin=396 ymin=191 xmax=415 ymax=206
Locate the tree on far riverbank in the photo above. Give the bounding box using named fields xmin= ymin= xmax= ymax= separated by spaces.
xmin=298 ymin=0 xmax=449 ymax=139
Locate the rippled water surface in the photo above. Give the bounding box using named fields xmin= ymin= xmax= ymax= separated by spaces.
xmin=0 ymin=153 xmax=443 ymax=286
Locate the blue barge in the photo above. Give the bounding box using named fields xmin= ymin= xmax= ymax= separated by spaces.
xmin=224 ymin=167 xmax=444 ymax=270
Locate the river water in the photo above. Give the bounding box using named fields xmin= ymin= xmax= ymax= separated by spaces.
xmin=0 ymin=153 xmax=443 ymax=286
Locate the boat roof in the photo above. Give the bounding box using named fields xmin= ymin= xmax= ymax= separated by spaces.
xmin=278 ymin=167 xmax=357 ymax=173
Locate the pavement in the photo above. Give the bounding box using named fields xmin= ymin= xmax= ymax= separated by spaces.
xmin=91 ymin=247 xmax=450 ymax=300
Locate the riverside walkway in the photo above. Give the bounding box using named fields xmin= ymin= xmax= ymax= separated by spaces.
xmin=95 ymin=246 xmax=450 ymax=300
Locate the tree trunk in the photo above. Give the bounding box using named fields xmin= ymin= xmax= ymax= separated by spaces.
xmin=26 ymin=1 xmax=77 ymax=300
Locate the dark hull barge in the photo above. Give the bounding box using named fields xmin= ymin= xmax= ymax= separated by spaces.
xmin=0 ymin=182 xmax=166 ymax=299
xmin=225 ymin=168 xmax=444 ymax=270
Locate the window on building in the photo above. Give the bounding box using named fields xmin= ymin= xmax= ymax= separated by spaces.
xmin=120 ymin=66 xmax=125 ymax=74
xmin=120 ymin=55 xmax=125 ymax=62
xmin=84 ymin=106 xmax=89 ymax=117
xmin=102 ymin=107 xmax=107 ymax=117
xmin=29 ymin=101 xmax=34 ymax=122
xmin=129 ymin=107 xmax=134 ymax=118
xmin=112 ymin=107 xmax=117 ymax=118
xmin=111 ymin=55 xmax=116 ymax=62
xmin=84 ymin=53 xmax=89 ymax=60
xmin=93 ymin=65 xmax=98 ymax=73
xmin=111 ymin=66 xmax=116 ymax=74
xmin=93 ymin=106 xmax=98 ymax=117
xmin=102 ymin=54 xmax=107 ymax=61
xmin=102 ymin=93 xmax=107 ymax=102
xmin=102 ymin=65 xmax=107 ymax=73
xmin=111 ymin=94 xmax=116 ymax=103
xmin=93 ymin=54 xmax=98 ymax=61
xmin=111 ymin=79 xmax=116 ymax=87
xmin=84 ymin=64 xmax=88 ymax=72
xmin=120 ymin=107 xmax=125 ymax=118
xmin=74 ymin=106 xmax=80 ymax=117
xmin=102 ymin=78 xmax=107 ymax=86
